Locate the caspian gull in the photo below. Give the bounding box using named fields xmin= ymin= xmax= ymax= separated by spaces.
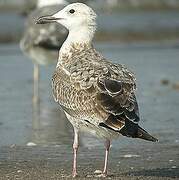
xmin=36 ymin=3 xmax=158 ymax=177
xmin=20 ymin=0 xmax=68 ymax=104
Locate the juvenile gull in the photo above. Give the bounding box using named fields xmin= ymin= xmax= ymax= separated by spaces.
xmin=36 ymin=3 xmax=158 ymax=177
xmin=20 ymin=0 xmax=68 ymax=103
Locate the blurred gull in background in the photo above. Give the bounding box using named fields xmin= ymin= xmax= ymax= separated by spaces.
xmin=20 ymin=0 xmax=68 ymax=106
xmin=37 ymin=0 xmax=68 ymax=8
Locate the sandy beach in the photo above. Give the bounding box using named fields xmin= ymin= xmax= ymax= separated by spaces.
xmin=0 ymin=143 xmax=178 ymax=179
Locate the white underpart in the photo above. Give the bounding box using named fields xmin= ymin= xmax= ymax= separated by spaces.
xmin=37 ymin=0 xmax=68 ymax=8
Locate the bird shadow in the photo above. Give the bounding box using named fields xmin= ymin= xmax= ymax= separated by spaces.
xmin=123 ymin=167 xmax=179 ymax=178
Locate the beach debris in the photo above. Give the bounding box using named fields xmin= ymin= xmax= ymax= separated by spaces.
xmin=17 ymin=170 xmax=23 ymax=173
xmin=94 ymin=170 xmax=102 ymax=174
xmin=10 ymin=144 xmax=16 ymax=148
xmin=172 ymin=82 xmax=179 ymax=91
xmin=26 ymin=142 xmax=37 ymax=146
xmin=160 ymin=78 xmax=170 ymax=86
xmin=122 ymin=154 xmax=140 ymax=158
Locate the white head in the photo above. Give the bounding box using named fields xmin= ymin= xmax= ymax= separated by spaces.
xmin=36 ymin=3 xmax=97 ymax=45
xmin=52 ymin=3 xmax=97 ymax=32
xmin=37 ymin=0 xmax=68 ymax=8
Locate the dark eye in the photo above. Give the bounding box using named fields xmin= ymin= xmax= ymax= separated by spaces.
xmin=69 ymin=9 xmax=75 ymax=14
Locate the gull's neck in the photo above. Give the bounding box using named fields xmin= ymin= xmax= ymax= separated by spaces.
xmin=58 ymin=26 xmax=95 ymax=61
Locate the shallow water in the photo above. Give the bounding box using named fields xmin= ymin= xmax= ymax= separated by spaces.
xmin=98 ymin=11 xmax=179 ymax=33
xmin=0 ymin=10 xmax=179 ymax=42
xmin=0 ymin=42 xmax=179 ymax=150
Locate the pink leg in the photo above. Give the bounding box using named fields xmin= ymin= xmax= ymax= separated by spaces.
xmin=102 ymin=139 xmax=111 ymax=177
xmin=72 ymin=128 xmax=79 ymax=178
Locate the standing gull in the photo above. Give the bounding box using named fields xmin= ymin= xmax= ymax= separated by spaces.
xmin=36 ymin=3 xmax=158 ymax=177
xmin=20 ymin=0 xmax=68 ymax=104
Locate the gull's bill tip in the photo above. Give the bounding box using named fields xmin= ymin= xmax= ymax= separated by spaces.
xmin=35 ymin=15 xmax=61 ymax=24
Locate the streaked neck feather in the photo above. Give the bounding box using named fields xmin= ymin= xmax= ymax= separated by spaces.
xmin=59 ymin=26 xmax=95 ymax=57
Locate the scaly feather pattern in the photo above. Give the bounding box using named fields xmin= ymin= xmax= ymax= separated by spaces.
xmin=52 ymin=43 xmax=142 ymax=139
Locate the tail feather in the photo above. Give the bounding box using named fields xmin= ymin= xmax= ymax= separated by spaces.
xmin=119 ymin=119 xmax=158 ymax=142
xmin=100 ymin=115 xmax=158 ymax=142
xmin=137 ymin=126 xmax=158 ymax=142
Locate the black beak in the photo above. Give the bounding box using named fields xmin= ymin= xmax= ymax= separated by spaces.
xmin=36 ymin=15 xmax=61 ymax=24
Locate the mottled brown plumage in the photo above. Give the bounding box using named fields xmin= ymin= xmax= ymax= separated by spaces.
xmin=52 ymin=43 xmax=143 ymax=139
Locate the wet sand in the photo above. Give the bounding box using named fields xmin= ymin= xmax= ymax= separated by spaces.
xmin=0 ymin=143 xmax=178 ymax=179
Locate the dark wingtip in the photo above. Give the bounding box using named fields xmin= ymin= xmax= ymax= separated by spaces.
xmin=137 ymin=127 xmax=158 ymax=142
